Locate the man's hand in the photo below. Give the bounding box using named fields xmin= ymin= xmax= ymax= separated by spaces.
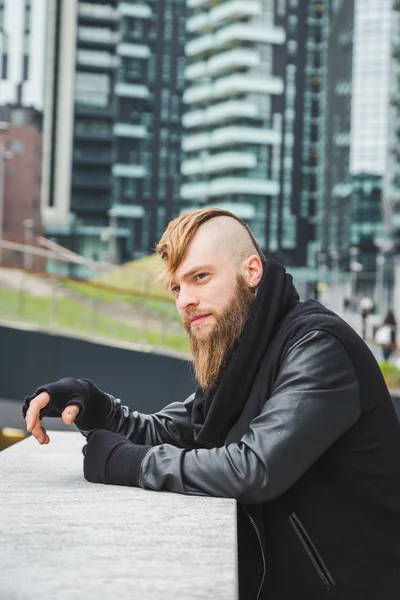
xmin=23 ymin=378 xmax=112 ymax=445
xmin=24 ymin=391 xmax=80 ymax=445
xmin=83 ymin=430 xmax=151 ymax=486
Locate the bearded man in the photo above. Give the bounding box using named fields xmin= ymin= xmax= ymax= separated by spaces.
xmin=23 ymin=208 xmax=400 ymax=600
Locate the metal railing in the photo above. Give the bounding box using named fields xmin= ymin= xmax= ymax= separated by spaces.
xmin=0 ymin=238 xmax=189 ymax=357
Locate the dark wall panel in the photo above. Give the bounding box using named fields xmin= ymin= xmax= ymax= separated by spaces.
xmin=0 ymin=325 xmax=195 ymax=412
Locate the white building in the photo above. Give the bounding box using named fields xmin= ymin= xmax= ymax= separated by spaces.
xmin=0 ymin=0 xmax=49 ymax=110
xmin=180 ymin=0 xmax=286 ymax=247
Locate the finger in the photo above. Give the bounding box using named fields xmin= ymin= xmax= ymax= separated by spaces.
xmin=25 ymin=392 xmax=50 ymax=432
xmin=31 ymin=420 xmax=49 ymax=445
xmin=62 ymin=404 xmax=80 ymax=425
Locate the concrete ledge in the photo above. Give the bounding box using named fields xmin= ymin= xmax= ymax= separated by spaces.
xmin=0 ymin=432 xmax=237 ymax=600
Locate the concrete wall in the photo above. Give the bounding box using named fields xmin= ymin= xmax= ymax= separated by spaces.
xmin=0 ymin=324 xmax=195 ymax=411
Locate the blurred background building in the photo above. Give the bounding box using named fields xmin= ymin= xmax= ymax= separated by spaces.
xmin=0 ymin=0 xmax=48 ymax=110
xmin=180 ymin=0 xmax=327 ymax=274
xmin=1 ymin=0 xmax=400 ymax=309
xmin=40 ymin=0 xmax=187 ymax=273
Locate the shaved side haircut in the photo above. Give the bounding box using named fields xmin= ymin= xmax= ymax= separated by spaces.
xmin=156 ymin=208 xmax=265 ymax=289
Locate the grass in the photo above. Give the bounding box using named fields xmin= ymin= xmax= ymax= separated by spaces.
xmin=61 ymin=253 xmax=181 ymax=324
xmin=0 ymin=284 xmax=189 ymax=354
xmin=379 ymin=361 xmax=400 ymax=389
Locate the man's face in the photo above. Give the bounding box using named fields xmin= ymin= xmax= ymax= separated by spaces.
xmin=170 ymin=231 xmax=257 ymax=390
xmin=171 ymin=233 xmax=240 ymax=340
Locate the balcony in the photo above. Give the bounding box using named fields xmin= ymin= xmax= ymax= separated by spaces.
xmin=187 ymin=13 xmax=210 ymax=34
xmin=113 ymin=123 xmax=148 ymax=138
xmin=181 ymin=177 xmax=279 ymax=200
xmin=119 ymin=2 xmax=152 ymax=18
xmin=209 ymin=176 xmax=279 ymax=196
xmin=115 ymin=83 xmax=150 ymax=98
xmin=211 ymin=125 xmax=280 ymax=147
xmin=183 ymin=82 xmax=214 ymax=104
xmin=76 ymin=50 xmax=119 ymax=69
xmin=77 ymin=27 xmax=120 ymax=46
xmin=206 ymin=99 xmax=259 ymax=124
xmin=186 ymin=33 xmax=214 ymax=58
xmin=207 ymin=48 xmax=259 ymax=76
xmin=182 ymin=100 xmax=260 ymax=129
xmin=185 ymin=61 xmax=208 ymax=81
xmin=78 ymin=3 xmax=119 ymax=21
xmin=185 ymin=49 xmax=259 ymax=81
xmin=180 ymin=181 xmax=209 ymax=199
xmin=117 ymin=43 xmax=151 ymax=58
xmin=182 ymin=110 xmax=205 ymax=128
xmin=213 ymin=74 xmax=284 ymax=98
xmin=184 ymin=75 xmax=283 ymax=105
xmin=209 ymin=0 xmax=261 ymax=27
xmin=215 ymin=23 xmax=285 ymax=48
xmin=109 ymin=204 xmax=145 ymax=218
xmin=181 ymin=151 xmax=256 ymax=175
xmin=183 ymin=125 xmax=280 ymax=152
xmin=112 ymin=164 xmax=147 ymax=178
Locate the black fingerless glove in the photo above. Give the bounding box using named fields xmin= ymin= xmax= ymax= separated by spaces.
xmin=83 ymin=429 xmax=151 ymax=487
xmin=22 ymin=377 xmax=112 ymax=431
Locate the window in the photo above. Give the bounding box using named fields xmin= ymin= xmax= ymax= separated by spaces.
xmin=75 ymin=72 xmax=110 ymax=108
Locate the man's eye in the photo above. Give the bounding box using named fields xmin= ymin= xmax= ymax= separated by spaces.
xmin=196 ymin=273 xmax=208 ymax=281
xmin=171 ymin=286 xmax=180 ymax=295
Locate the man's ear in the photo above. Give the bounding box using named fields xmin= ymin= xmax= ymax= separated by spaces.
xmin=242 ymin=254 xmax=263 ymax=288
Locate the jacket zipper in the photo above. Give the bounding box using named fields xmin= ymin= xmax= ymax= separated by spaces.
xmin=242 ymin=506 xmax=266 ymax=600
xmin=289 ymin=512 xmax=335 ymax=592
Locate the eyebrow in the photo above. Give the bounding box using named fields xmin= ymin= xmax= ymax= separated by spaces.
xmin=171 ymin=264 xmax=215 ymax=288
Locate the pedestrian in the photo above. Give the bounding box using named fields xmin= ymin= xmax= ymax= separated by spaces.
xmin=375 ymin=309 xmax=397 ymax=361
xmin=23 ymin=208 xmax=400 ymax=600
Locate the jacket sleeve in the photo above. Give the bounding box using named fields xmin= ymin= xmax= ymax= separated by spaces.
xmin=138 ymin=331 xmax=361 ymax=502
xmin=79 ymin=393 xmax=201 ymax=449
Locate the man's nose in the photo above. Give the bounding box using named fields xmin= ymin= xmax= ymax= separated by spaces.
xmin=176 ymin=287 xmax=199 ymax=311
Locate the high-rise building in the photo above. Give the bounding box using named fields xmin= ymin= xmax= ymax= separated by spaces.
xmin=42 ymin=0 xmax=120 ymax=267
xmin=180 ymin=0 xmax=327 ymax=273
xmin=111 ymin=0 xmax=187 ymax=260
xmin=42 ymin=0 xmax=187 ymax=270
xmin=319 ymin=0 xmax=354 ymax=273
xmin=319 ymin=0 xmax=400 ymax=300
xmin=0 ymin=0 xmax=48 ymax=110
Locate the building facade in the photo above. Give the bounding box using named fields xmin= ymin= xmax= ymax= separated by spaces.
xmin=112 ymin=0 xmax=187 ymax=260
xmin=0 ymin=104 xmax=43 ymax=244
xmin=0 ymin=0 xmax=48 ymax=110
xmin=320 ymin=0 xmax=354 ymax=268
xmin=180 ymin=0 xmax=328 ymax=271
xmin=42 ymin=0 xmax=187 ymax=269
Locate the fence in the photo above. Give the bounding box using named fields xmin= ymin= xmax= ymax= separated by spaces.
xmin=0 ymin=238 xmax=188 ymax=357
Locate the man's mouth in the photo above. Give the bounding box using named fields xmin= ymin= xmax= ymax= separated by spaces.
xmin=188 ymin=314 xmax=211 ymax=327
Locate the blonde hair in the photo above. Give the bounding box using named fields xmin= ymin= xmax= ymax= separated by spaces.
xmin=156 ymin=208 xmax=265 ymax=288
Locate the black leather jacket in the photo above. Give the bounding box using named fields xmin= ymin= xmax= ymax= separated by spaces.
xmin=80 ymin=329 xmax=400 ymax=599
xmin=94 ymin=331 xmax=360 ymax=501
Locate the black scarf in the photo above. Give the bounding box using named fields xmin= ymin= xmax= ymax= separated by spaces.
xmin=190 ymin=259 xmax=300 ymax=448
